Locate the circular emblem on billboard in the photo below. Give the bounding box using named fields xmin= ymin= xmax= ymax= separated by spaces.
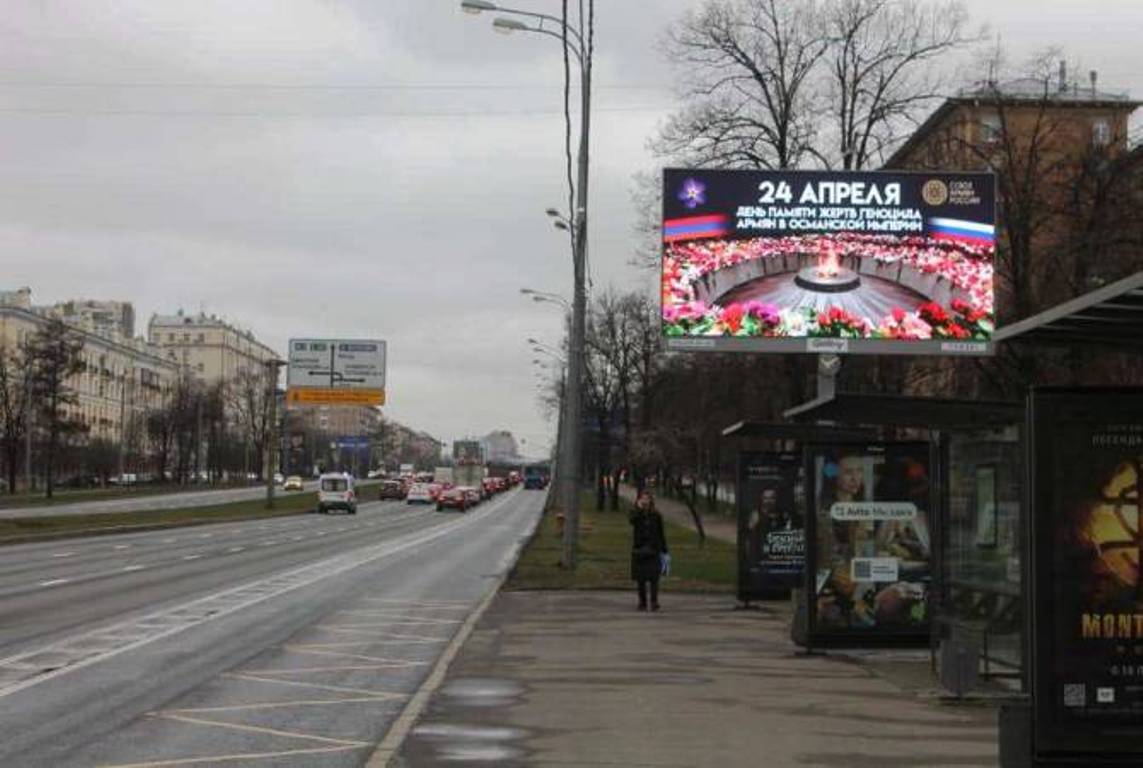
xmin=922 ymin=179 xmax=949 ymax=206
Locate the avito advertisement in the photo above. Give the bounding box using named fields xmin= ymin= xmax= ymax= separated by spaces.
xmin=806 ymin=443 xmax=932 ymax=643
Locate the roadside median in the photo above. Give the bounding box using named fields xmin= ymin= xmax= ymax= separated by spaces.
xmin=0 ymin=481 xmax=380 ymax=545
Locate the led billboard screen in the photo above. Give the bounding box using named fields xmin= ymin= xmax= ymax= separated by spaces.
xmin=661 ymin=169 xmax=995 ymax=355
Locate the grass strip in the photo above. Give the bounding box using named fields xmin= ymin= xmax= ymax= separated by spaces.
xmin=507 ymin=493 xmax=735 ymax=593
xmin=0 ymin=481 xmax=380 ymax=545
xmin=0 ymin=482 xmax=266 ymax=510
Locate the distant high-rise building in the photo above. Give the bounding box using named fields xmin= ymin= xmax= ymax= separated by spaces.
xmin=49 ymin=298 xmax=136 ymax=340
xmin=481 ymin=430 xmax=520 ymax=463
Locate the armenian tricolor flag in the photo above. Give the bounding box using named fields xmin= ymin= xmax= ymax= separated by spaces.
xmin=663 ymin=214 xmax=732 ymax=243
xmin=928 ymin=217 xmax=995 ymax=246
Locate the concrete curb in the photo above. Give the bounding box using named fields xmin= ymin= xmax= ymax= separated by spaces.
xmin=365 ymin=498 xmax=542 ymax=767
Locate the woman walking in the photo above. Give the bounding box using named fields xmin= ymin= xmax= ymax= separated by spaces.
xmin=630 ymin=491 xmax=669 ymax=612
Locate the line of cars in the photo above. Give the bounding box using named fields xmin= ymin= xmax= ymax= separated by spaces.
xmin=376 ymin=471 xmax=522 ymax=513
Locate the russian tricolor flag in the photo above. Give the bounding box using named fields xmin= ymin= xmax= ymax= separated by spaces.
xmin=663 ymin=214 xmax=731 ymax=243
xmin=929 ymin=217 xmax=995 ymax=246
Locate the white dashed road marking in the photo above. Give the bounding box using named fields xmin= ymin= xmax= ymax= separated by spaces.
xmin=182 ymin=555 xmax=202 ymax=561
xmin=123 ymin=565 xmax=145 ymax=573
xmin=52 ymin=552 xmax=75 ymax=558
xmin=39 ymin=578 xmax=70 ymax=588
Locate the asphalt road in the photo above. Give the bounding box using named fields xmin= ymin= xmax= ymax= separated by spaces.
xmin=0 ymin=482 xmax=321 ymax=520
xmin=0 ymin=487 xmax=544 ymax=767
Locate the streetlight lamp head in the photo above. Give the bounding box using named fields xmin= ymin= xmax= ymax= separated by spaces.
xmin=492 ymin=17 xmax=528 ymax=33
xmin=553 ymin=220 xmax=569 ymax=231
xmin=460 ymin=0 xmax=497 ymax=14
xmin=545 ymin=208 xmax=560 ymax=218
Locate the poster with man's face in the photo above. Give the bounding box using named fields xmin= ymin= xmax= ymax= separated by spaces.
xmin=1032 ymin=390 xmax=1143 ymax=757
xmin=738 ymin=453 xmax=804 ymax=599
xmin=808 ymin=443 xmax=931 ymax=636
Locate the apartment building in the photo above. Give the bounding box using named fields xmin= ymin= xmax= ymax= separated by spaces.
xmin=148 ymin=311 xmax=279 ymax=383
xmin=0 ymin=288 xmax=178 ymax=442
xmin=289 ymin=404 xmax=381 ymax=438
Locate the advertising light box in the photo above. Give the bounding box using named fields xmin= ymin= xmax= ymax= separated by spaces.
xmin=1030 ymin=389 xmax=1143 ymax=759
xmin=661 ymin=169 xmax=996 ymax=355
xmin=805 ymin=442 xmax=932 ymax=644
xmin=737 ymin=452 xmax=806 ymax=602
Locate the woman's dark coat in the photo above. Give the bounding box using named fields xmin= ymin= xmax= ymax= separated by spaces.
xmin=630 ymin=508 xmax=669 ymax=581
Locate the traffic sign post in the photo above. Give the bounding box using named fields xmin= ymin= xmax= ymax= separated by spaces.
xmin=287 ymin=339 xmax=387 ymax=407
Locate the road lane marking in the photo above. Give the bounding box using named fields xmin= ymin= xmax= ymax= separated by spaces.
xmin=156 ymin=712 xmax=370 ymax=747
xmin=162 ymin=538 xmax=177 ymax=544
xmin=199 ymin=533 xmax=213 ymax=539
xmin=335 ymin=611 xmax=463 ymax=623
xmin=221 ymin=672 xmax=404 ymax=698
xmin=283 ymin=647 xmax=428 ymax=664
xmin=356 ymin=598 xmax=469 ymax=607
xmin=182 ymin=554 xmax=202 ymax=561
xmin=51 ymin=552 xmax=75 ymax=558
xmin=123 ymin=565 xmax=145 ymax=572
xmin=162 ymin=697 xmax=388 ymax=714
xmin=95 ymin=744 xmax=363 ymax=767
xmin=114 ymin=544 xmax=130 ymax=550
xmin=0 ymin=489 xmax=525 ymax=700
xmin=241 ymin=664 xmax=418 ymax=674
xmin=39 ymin=578 xmax=70 ymax=587
xmin=226 ymin=547 xmax=245 ymax=554
xmin=311 ymin=627 xmax=447 ymax=643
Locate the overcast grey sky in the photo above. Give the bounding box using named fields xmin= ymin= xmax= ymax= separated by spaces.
xmin=1 ymin=0 xmax=1139 ymax=456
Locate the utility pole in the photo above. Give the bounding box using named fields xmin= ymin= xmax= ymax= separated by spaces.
xmin=24 ymin=372 xmax=33 ymax=493
xmin=194 ymin=393 xmax=203 ymax=484
xmin=264 ymin=359 xmax=285 ymax=509
xmin=117 ymin=365 xmax=132 ymax=480
xmin=562 ymin=16 xmax=591 ymax=571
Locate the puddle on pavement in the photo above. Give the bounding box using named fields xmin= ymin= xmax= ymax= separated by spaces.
xmin=413 ymin=678 xmax=530 ymax=763
xmin=440 ymin=677 xmax=525 ymax=708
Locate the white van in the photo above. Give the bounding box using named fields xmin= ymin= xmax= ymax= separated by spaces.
xmin=317 ymin=472 xmax=357 ymax=515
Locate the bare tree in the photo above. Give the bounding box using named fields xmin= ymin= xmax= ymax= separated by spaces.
xmin=0 ymin=344 xmax=32 ymax=494
xmin=824 ymin=0 xmax=975 ymax=169
xmin=25 ymin=319 xmax=86 ymax=498
xmin=655 ymin=0 xmax=828 ymax=170
xmin=229 ymin=366 xmax=273 ymax=481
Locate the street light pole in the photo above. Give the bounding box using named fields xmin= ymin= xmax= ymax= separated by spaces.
xmin=464 ymin=0 xmax=591 ymax=570
xmin=264 ymin=359 xmax=286 ymax=510
xmin=563 ymin=36 xmax=590 ymax=570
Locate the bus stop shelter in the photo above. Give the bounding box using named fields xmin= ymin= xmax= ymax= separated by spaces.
xmin=784 ymin=392 xmax=1022 ymax=677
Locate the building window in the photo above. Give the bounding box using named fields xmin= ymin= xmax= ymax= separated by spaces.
xmin=168 ymin=333 xmax=175 ymax=342
xmin=979 ymin=111 xmax=1002 ymax=144
xmin=1092 ymin=118 xmax=1111 ymax=147
xmin=197 ymin=333 xmax=205 ymax=343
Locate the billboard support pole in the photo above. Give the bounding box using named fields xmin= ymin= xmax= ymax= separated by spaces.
xmin=816 ymin=355 xmax=841 ymax=400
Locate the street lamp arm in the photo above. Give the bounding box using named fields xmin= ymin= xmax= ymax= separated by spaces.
xmin=510 ymin=22 xmax=583 ymax=62
xmin=493 ymin=5 xmax=585 ymax=49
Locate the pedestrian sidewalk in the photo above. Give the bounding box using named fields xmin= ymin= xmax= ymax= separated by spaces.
xmin=617 ymin=484 xmax=737 ymax=544
xmin=394 ymin=591 xmax=999 ymax=767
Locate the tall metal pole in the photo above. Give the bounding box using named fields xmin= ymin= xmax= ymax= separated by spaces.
xmin=561 ymin=29 xmax=590 ymax=571
xmin=265 ymin=362 xmax=278 ymax=510
xmin=24 ymin=373 xmax=33 ymax=493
